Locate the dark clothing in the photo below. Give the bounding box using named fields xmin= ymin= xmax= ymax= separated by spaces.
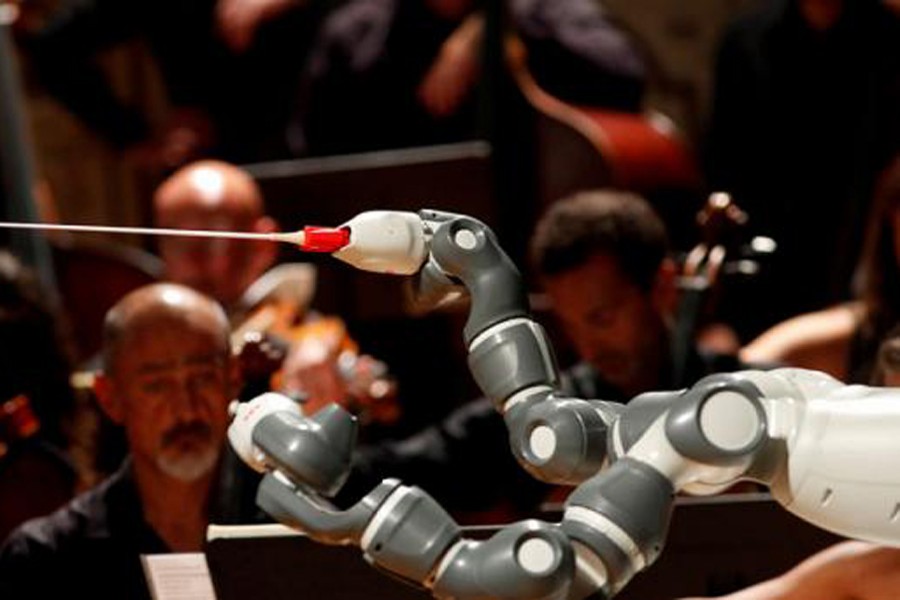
xmin=22 ymin=0 xmax=325 ymax=162
xmin=291 ymin=0 xmax=477 ymax=156
xmin=706 ymin=0 xmax=900 ymax=339
xmin=344 ymin=348 xmax=743 ymax=515
xmin=0 ymin=451 xmax=262 ymax=599
xmin=0 ymin=463 xmax=165 ymax=599
xmin=290 ymin=0 xmax=645 ymax=156
xmin=846 ymin=320 xmax=892 ymax=386
xmin=509 ymin=0 xmax=645 ymax=110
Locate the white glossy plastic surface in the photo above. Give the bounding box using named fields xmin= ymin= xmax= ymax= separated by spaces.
xmin=770 ymin=380 xmax=900 ymax=546
xmin=700 ymin=391 xmax=762 ymax=451
xmin=517 ymin=538 xmax=556 ymax=575
xmin=333 ymin=211 xmax=427 ymax=274
xmin=227 ymin=393 xmax=302 ymax=473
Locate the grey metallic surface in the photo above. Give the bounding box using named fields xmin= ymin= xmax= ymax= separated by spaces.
xmin=253 ymin=404 xmax=357 ymax=497
xmin=664 ymin=374 xmax=766 ymax=465
xmin=256 ymin=473 xmax=400 ymax=545
xmin=420 ymin=209 xmax=529 ymax=344
xmin=468 ymin=320 xmax=559 ymax=407
xmin=560 ymin=521 xmax=633 ymax=596
xmin=566 ymin=458 xmax=674 ymax=567
xmin=409 ymin=258 xmax=464 ymax=311
xmin=505 ymin=396 xmax=620 ymax=484
xmin=363 ymin=486 xmax=462 ymax=584
xmin=611 ymin=391 xmax=679 ymax=459
xmin=432 ymin=521 xmax=575 ymax=600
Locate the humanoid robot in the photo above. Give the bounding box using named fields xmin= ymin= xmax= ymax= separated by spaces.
xmin=228 ymin=210 xmax=900 ymax=599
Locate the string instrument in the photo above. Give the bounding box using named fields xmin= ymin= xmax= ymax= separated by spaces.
xmin=232 ymin=294 xmax=401 ymax=427
xmin=0 ymin=394 xmax=76 ymax=541
xmin=505 ymin=37 xmax=702 ymax=211
xmin=671 ymin=192 xmax=757 ymax=382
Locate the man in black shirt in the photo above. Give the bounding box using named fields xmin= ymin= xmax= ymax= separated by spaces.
xmin=0 ymin=283 xmax=259 ymax=598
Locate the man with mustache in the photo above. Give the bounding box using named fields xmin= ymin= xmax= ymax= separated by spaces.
xmin=0 ymin=283 xmax=257 ymax=598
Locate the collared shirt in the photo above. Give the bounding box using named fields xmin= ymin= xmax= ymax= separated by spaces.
xmin=0 ymin=451 xmax=262 ymax=599
xmin=0 ymin=462 xmax=167 ymax=599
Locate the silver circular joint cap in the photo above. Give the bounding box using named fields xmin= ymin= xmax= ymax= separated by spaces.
xmin=699 ymin=390 xmax=763 ymax=452
xmin=664 ymin=374 xmax=767 ymax=464
xmin=453 ymin=228 xmax=478 ymax=250
xmin=529 ymin=425 xmax=558 ymax=461
xmin=517 ymin=536 xmax=558 ymax=575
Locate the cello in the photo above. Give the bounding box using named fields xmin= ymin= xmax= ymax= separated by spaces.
xmin=671 ymin=191 xmax=776 ymax=382
xmin=504 ymin=36 xmax=702 ymax=210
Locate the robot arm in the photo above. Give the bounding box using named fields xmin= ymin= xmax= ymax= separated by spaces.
xmin=229 ymin=393 xmax=580 ymax=599
xmin=226 ymin=370 xmax=772 ymax=598
xmin=227 ymin=210 xmax=900 ymax=599
xmin=330 ymin=209 xmax=623 ymax=485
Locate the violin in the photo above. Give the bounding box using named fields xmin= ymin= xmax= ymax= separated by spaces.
xmin=232 ymin=292 xmax=400 ymax=428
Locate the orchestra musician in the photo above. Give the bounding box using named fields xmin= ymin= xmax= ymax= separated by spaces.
xmin=0 ymin=283 xmax=260 ymax=598
xmin=153 ymin=159 xmax=397 ymax=422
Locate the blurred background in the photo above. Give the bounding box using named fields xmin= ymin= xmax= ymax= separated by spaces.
xmin=1 ymin=1 xmax=899 ymax=590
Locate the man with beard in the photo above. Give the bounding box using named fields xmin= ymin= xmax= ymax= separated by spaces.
xmin=343 ymin=190 xmax=745 ymax=516
xmin=0 ymin=283 xmax=257 ymax=598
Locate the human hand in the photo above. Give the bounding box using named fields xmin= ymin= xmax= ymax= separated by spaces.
xmin=215 ymin=0 xmax=302 ymax=53
xmin=236 ymin=331 xmax=288 ymax=383
xmin=417 ymin=13 xmax=483 ymax=117
xmin=278 ymin=327 xmax=348 ymax=414
xmin=340 ymin=353 xmax=400 ymax=425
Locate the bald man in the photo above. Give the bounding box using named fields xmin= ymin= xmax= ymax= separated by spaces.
xmin=153 ymin=160 xmax=397 ymax=422
xmin=154 ymin=159 xmax=282 ymax=312
xmin=0 ymin=283 xmax=258 ymax=599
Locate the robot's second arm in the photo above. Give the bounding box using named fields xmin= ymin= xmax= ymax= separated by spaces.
xmin=227 ymin=210 xmax=900 ymax=598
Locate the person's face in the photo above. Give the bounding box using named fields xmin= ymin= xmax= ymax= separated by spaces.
xmin=543 ymin=254 xmax=672 ymax=397
xmin=105 ymin=322 xmax=234 ymax=482
xmin=157 ymin=205 xmax=272 ymax=308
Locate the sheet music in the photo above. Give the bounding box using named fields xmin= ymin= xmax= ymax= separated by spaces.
xmin=141 ymin=553 xmax=218 ymax=600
